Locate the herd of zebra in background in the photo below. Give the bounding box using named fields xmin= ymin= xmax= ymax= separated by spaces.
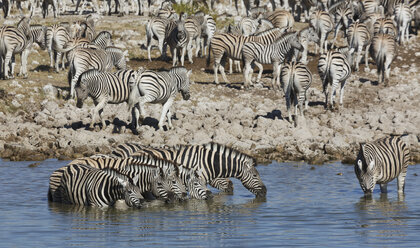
xmin=0 ymin=0 xmax=415 ymax=207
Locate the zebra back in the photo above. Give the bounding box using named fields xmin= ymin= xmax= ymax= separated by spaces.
xmin=91 ymin=31 xmax=113 ymax=48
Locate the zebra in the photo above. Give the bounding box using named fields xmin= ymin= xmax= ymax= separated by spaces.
xmin=393 ymin=2 xmax=412 ymax=44
xmin=309 ymin=10 xmax=333 ymax=54
xmin=280 ymin=61 xmax=312 ymax=124
xmin=146 ymin=14 xmax=178 ymax=61
xmin=331 ymin=3 xmax=354 ymax=47
xmin=264 ymin=9 xmax=295 ymax=29
xmin=50 ymin=164 xmax=144 ymax=208
xmin=127 ymin=67 xmax=191 ymax=132
xmin=296 ymin=26 xmax=319 ymax=65
xmin=165 ymin=17 xmax=190 ymax=66
xmin=184 ymin=15 xmax=202 ymax=64
xmin=112 ymin=143 xmax=213 ymax=199
xmin=67 ymin=46 xmax=128 ymax=98
xmin=369 ymin=33 xmax=396 ymax=86
xmin=207 ymin=27 xmax=288 ymax=84
xmin=199 ymin=14 xmax=216 ymax=57
xmin=355 ymin=136 xmax=410 ymax=194
xmin=68 ymin=154 xmax=186 ymax=201
xmin=113 ymin=142 xmax=267 ymax=197
xmin=347 ymin=20 xmax=371 ymax=71
xmin=317 ymin=49 xmax=352 ymax=109
xmin=373 ymin=17 xmax=397 ymax=37
xmin=242 ymin=31 xmax=303 ymax=89
xmin=45 ymin=23 xmax=72 ymax=72
xmin=0 ymin=17 xmax=31 ymax=79
xmin=74 ymin=68 xmax=140 ymax=129
xmin=42 ymin=0 xmax=59 ymax=18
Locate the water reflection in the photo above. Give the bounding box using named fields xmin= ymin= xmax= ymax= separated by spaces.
xmin=355 ymin=193 xmax=408 ymax=239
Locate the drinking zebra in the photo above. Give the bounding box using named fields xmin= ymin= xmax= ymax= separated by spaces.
xmin=207 ymin=27 xmax=288 ymax=84
xmin=67 ymin=46 xmax=128 ymax=98
xmin=74 ymin=68 xmax=140 ymax=129
xmin=347 ymin=20 xmax=371 ymax=71
xmin=50 ymin=164 xmax=144 ymax=208
xmin=69 ymin=154 xmax=186 ymax=201
xmin=309 ymin=10 xmax=333 ymax=54
xmin=242 ymin=31 xmax=303 ymax=89
xmin=280 ymin=61 xmax=312 ymax=124
xmin=127 ymin=67 xmax=191 ymax=132
xmin=112 ymin=142 xmax=267 ymax=197
xmin=0 ymin=17 xmax=31 ymax=79
xmin=393 ymin=2 xmax=412 ymax=44
xmin=165 ymin=17 xmax=190 ymax=66
xmin=369 ymin=33 xmax=396 ymax=86
xmin=355 ymin=136 xmax=410 ymax=194
xmin=317 ymin=49 xmax=352 ymax=109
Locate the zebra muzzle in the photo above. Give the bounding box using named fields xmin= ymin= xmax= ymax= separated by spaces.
xmin=182 ymin=92 xmax=190 ymax=100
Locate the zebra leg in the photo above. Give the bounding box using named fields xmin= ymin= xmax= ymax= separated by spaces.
xmin=228 ymin=58 xmax=233 ymax=74
xmin=330 ymin=80 xmax=338 ymax=109
xmin=180 ymin=47 xmax=186 ymax=67
xmin=90 ymin=99 xmax=107 ymax=130
xmin=339 ymin=80 xmax=346 ymax=106
xmin=166 ymin=109 xmax=173 ymax=129
xmin=158 ymin=98 xmax=174 ymax=131
xmin=355 ymin=46 xmax=363 ymax=71
xmin=364 ymin=45 xmax=370 ymax=72
xmin=384 ymin=56 xmax=392 ymax=86
xmin=243 ymin=62 xmax=252 ymax=89
xmin=172 ymin=47 xmax=177 ymax=66
xmin=19 ymin=49 xmax=30 ymax=78
xmin=187 ymin=38 xmax=194 ymax=64
xmin=195 ymin=37 xmax=201 ymax=58
xmin=147 ymin=36 xmax=152 ymax=61
xmin=10 ymin=55 xmax=15 ymax=77
xmin=130 ymin=104 xmax=140 ymax=131
xmin=271 ymin=61 xmax=279 ymax=90
xmin=3 ymin=51 xmax=13 ymax=79
xmin=235 ymin=60 xmax=241 ymax=73
xmin=379 ymin=183 xmax=388 ymax=193
xmin=320 ymin=32 xmax=326 ymax=54
xmin=397 ymin=168 xmax=407 ymax=193
xmin=255 ymin=61 xmax=263 ymax=83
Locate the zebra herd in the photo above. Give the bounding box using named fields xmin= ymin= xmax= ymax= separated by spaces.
xmin=49 ymin=142 xmax=267 ymax=207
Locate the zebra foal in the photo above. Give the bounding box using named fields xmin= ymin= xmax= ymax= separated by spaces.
xmin=280 ymin=61 xmax=312 ymax=124
xmin=355 ymin=136 xmax=410 ymax=194
xmin=242 ymin=31 xmax=303 ymax=89
xmin=128 ymin=67 xmax=191 ymax=132
xmin=50 ymin=164 xmax=144 ymax=208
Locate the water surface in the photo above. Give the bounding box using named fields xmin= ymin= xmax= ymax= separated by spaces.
xmin=1 ymin=159 xmax=419 ymax=247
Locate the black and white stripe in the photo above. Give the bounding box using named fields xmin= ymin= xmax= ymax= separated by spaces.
xmin=68 ymin=46 xmax=128 ymax=98
xmin=355 ymin=136 xmax=410 ymax=194
xmin=200 ymin=14 xmax=216 ymax=57
xmin=296 ymin=26 xmax=319 ymax=64
xmin=75 ymin=68 xmax=139 ymax=129
xmin=146 ymin=16 xmax=172 ymax=61
xmin=393 ymin=2 xmax=412 ymax=44
xmin=50 ymin=164 xmax=144 ymax=208
xmin=242 ymin=31 xmax=303 ymax=89
xmin=128 ymin=67 xmax=191 ymax=132
xmin=165 ymin=18 xmax=190 ymax=66
xmin=184 ymin=15 xmax=202 ymax=64
xmin=373 ymin=17 xmax=397 ymax=37
xmin=347 ymin=20 xmax=371 ymax=71
xmin=317 ymin=49 xmax=352 ymax=109
xmin=46 ymin=23 xmax=72 ymax=72
xmin=0 ymin=17 xmax=31 ymax=79
xmin=369 ymin=33 xmax=396 ymax=85
xmin=280 ymin=61 xmax=312 ymax=123
xmin=309 ymin=10 xmax=333 ymax=54
xmin=207 ymin=27 xmax=288 ymax=84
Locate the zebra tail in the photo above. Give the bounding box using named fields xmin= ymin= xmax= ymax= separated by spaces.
xmin=285 ymin=69 xmax=294 ymax=101
xmin=322 ymin=55 xmax=331 ymax=91
xmin=376 ymin=48 xmax=385 ymax=83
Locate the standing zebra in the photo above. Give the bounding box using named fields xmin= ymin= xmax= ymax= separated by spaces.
xmin=74 ymin=68 xmax=139 ymax=129
xmin=355 ymin=136 xmax=410 ymax=194
xmin=0 ymin=17 xmax=31 ymax=79
xmin=331 ymin=3 xmax=353 ymax=47
xmin=373 ymin=17 xmax=397 ymax=37
xmin=46 ymin=23 xmax=72 ymax=72
xmin=207 ymin=27 xmax=288 ymax=84
xmin=67 ymin=46 xmax=128 ymax=98
xmin=112 ymin=142 xmax=267 ymax=197
xmin=146 ymin=17 xmax=172 ymax=61
xmin=369 ymin=33 xmax=396 ymax=85
xmin=69 ymin=154 xmax=186 ymax=201
xmin=50 ymin=164 xmax=144 ymax=208
xmin=112 ymin=143 xmax=213 ymax=199
xmin=347 ymin=20 xmax=371 ymax=71
xmin=184 ymin=15 xmax=202 ymax=64
xmin=242 ymin=31 xmax=303 ymax=89
xmin=165 ymin=18 xmax=190 ymax=66
xmin=393 ymin=2 xmax=412 ymax=44
xmin=200 ymin=14 xmax=216 ymax=57
xmin=264 ymin=9 xmax=295 ymax=29
xmin=317 ymin=49 xmax=352 ymax=109
xmin=128 ymin=67 xmax=191 ymax=132
xmin=280 ymin=61 xmax=312 ymax=124
xmin=309 ymin=10 xmax=333 ymax=54
xmin=296 ymin=26 xmax=319 ymax=65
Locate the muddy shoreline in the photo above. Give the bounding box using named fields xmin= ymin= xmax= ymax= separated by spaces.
xmin=0 ymin=15 xmax=419 ymax=165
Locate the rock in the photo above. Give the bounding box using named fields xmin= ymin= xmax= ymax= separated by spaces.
xmin=42 ymin=84 xmax=58 ymax=99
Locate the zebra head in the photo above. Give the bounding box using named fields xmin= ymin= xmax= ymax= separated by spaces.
xmin=75 ymin=78 xmax=89 ymax=108
xmin=187 ymin=168 xmax=212 ymax=200
xmin=354 ymin=143 xmax=378 ymax=194
xmin=306 ymin=27 xmax=320 ymax=44
xmin=288 ymin=32 xmax=304 ymax=52
xmin=151 ymin=167 xmax=176 ymax=203
xmin=107 ymin=47 xmax=128 ymax=70
xmin=117 ymin=175 xmax=144 ymax=208
xmin=170 ymin=67 xmax=191 ymax=100
xmin=238 ymin=157 xmax=267 ymax=198
xmin=32 ymin=25 xmax=47 ymax=50
xmin=17 ymin=17 xmax=31 ymax=40
xmin=165 ymin=163 xmax=188 ymax=201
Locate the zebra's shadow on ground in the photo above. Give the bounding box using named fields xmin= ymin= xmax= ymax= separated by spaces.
xmin=360 ymin=78 xmax=379 ymax=86
xmin=194 ymin=81 xmax=243 ymax=90
xmin=255 ymin=109 xmax=284 ymax=122
xmin=31 ymin=65 xmax=51 ymax=73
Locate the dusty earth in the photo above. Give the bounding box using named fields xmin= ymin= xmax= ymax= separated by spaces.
xmin=0 ymin=12 xmax=419 ymax=165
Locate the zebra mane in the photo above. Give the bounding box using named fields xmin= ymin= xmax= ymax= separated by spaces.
xmin=130 ymin=151 xmax=181 ymax=177
xmin=274 ymin=31 xmax=298 ymax=43
xmin=252 ymin=26 xmax=285 ymax=37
